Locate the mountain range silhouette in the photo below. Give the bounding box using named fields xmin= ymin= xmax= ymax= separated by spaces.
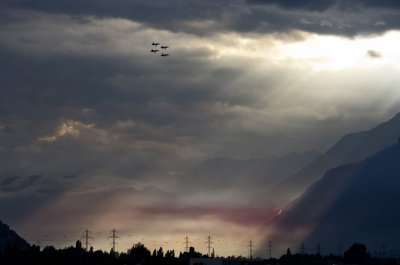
xmin=268 ymin=120 xmax=400 ymax=251
xmin=256 ymin=113 xmax=400 ymax=207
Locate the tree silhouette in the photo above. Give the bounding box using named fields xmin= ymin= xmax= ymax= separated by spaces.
xmin=344 ymin=243 xmax=370 ymax=264
xmin=157 ymin=247 xmax=164 ymax=258
xmin=75 ymin=240 xmax=82 ymax=250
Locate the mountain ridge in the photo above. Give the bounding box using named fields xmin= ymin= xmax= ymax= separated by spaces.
xmin=267 ymin=137 xmax=400 ymax=253
xmin=275 ymin=112 xmax=400 ymax=202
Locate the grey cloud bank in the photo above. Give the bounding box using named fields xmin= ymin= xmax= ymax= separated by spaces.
xmin=246 ymin=0 xmax=400 ymax=11
xmin=1 ymin=0 xmax=400 ymax=36
xmin=1 ymin=11 xmax=400 ymax=182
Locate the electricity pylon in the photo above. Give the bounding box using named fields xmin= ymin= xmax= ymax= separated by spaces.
xmin=268 ymin=240 xmax=273 ymax=259
xmin=184 ymin=236 xmax=191 ymax=252
xmin=205 ymin=236 xmax=214 ymax=257
xmin=108 ymin=229 xmax=120 ymax=251
xmin=248 ymin=240 xmax=253 ymax=259
xmin=81 ymin=229 xmax=94 ymax=251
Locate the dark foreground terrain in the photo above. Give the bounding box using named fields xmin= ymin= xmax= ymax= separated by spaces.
xmin=1 ymin=240 xmax=399 ymax=265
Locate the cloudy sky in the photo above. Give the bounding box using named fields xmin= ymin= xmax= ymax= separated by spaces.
xmin=1 ymin=0 xmax=400 ymax=257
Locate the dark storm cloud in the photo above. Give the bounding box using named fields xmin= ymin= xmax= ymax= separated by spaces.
xmin=0 ymin=12 xmax=279 ymax=149
xmin=1 ymin=176 xmax=19 ymax=186
xmin=1 ymin=17 xmax=398 ymax=184
xmin=1 ymin=0 xmax=400 ymax=36
xmin=246 ymin=0 xmax=400 ymax=10
xmin=0 ymin=22 xmax=259 ymax=180
xmin=1 ymin=126 xmax=13 ymax=134
xmin=62 ymin=175 xmax=78 ymax=179
xmin=246 ymin=0 xmax=337 ymax=11
xmin=0 ymin=0 xmax=230 ymax=35
xmin=1 ymin=5 xmax=399 ymax=185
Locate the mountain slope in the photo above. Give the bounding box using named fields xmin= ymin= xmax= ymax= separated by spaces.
xmin=268 ymin=138 xmax=400 ymax=252
xmin=279 ymin=112 xmax=400 ymax=200
xmin=0 ymin=220 xmax=30 ymax=251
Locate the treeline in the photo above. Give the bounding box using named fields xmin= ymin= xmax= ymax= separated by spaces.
xmin=0 ymin=240 xmax=194 ymax=265
xmin=1 ymin=241 xmax=399 ymax=265
xmin=279 ymin=243 xmax=398 ymax=265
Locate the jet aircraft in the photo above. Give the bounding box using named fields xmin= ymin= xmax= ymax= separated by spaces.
xmin=151 ymin=49 xmax=159 ymax=53
xmin=161 ymin=53 xmax=169 ymax=57
xmin=161 ymin=45 xmax=169 ymax=49
xmin=152 ymin=42 xmax=160 ymax=46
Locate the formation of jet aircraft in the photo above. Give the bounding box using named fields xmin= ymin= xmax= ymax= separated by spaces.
xmin=150 ymin=42 xmax=170 ymax=57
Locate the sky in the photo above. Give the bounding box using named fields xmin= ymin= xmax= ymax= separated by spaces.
xmin=1 ymin=0 xmax=400 ymax=258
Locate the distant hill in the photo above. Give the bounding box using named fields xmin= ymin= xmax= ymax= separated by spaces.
xmin=271 ymin=112 xmax=400 ymax=203
xmin=268 ymin=138 xmax=400 ymax=252
xmin=0 ymin=220 xmax=30 ymax=251
xmin=179 ymin=151 xmax=320 ymax=196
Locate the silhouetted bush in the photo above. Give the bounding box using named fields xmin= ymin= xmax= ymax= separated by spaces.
xmin=344 ymin=243 xmax=371 ymax=264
